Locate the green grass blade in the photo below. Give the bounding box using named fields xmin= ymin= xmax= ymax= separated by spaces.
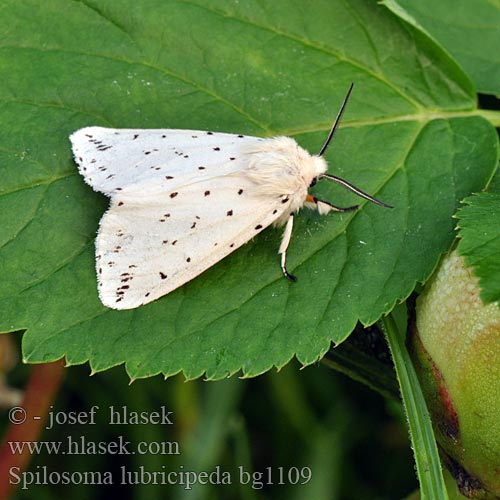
xmin=381 ymin=312 xmax=448 ymax=500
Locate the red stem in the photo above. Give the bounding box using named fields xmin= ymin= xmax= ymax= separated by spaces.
xmin=0 ymin=360 xmax=66 ymax=498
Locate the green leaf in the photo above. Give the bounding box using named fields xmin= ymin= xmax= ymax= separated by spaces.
xmin=384 ymin=0 xmax=500 ymax=96
xmin=0 ymin=0 xmax=498 ymax=380
xmin=456 ymin=191 xmax=500 ymax=304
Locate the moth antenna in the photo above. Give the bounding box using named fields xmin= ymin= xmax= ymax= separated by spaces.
xmin=319 ymin=173 xmax=393 ymax=208
xmin=318 ymin=83 xmax=354 ymax=157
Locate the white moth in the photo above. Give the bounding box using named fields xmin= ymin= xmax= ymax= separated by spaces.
xmin=70 ymin=84 xmax=390 ymax=310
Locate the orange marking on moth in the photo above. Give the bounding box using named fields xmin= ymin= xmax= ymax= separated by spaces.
xmin=306 ymin=194 xmax=316 ymax=203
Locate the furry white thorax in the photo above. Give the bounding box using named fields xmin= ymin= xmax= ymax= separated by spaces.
xmin=241 ymin=136 xmax=328 ymax=225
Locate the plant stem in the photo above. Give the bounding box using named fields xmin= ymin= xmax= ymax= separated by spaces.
xmin=0 ymin=360 xmax=66 ymax=499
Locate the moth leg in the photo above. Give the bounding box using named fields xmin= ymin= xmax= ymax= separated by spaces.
xmin=305 ymin=194 xmax=359 ymax=214
xmin=279 ymin=213 xmax=297 ymax=282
